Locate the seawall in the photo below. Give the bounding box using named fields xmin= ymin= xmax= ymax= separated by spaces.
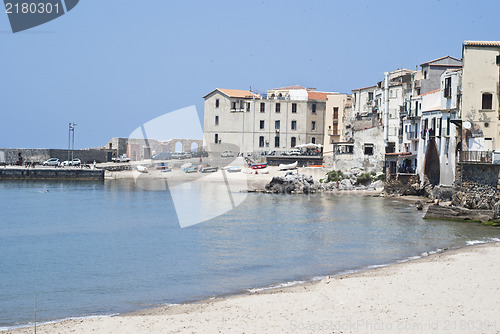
xmin=0 ymin=168 xmax=104 ymax=180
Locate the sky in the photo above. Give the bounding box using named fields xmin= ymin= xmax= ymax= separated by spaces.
xmin=1 ymin=0 xmax=500 ymax=149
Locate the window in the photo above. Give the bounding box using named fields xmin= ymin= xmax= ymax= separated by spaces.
xmin=447 ymin=117 xmax=450 ymax=136
xmin=333 ymin=107 xmax=339 ymax=120
xmin=312 ymin=103 xmax=317 ymax=114
xmin=292 ymin=103 xmax=297 ymax=113
xmin=291 ymin=136 xmax=296 ymax=148
xmin=231 ymin=102 xmax=236 ymax=110
xmin=215 ymin=115 xmax=219 ymax=125
xmin=259 ymin=136 xmax=265 ymax=147
xmin=240 ymin=100 xmax=245 ymax=109
xmin=482 ymin=93 xmax=493 ymax=110
xmin=275 ymin=120 xmax=280 ymax=130
xmin=312 ymin=121 xmax=316 ymax=131
xmin=260 ymin=120 xmax=265 ymax=130
xmin=312 ymin=137 xmax=316 ymax=144
xmin=215 ymin=99 xmax=220 ymax=108
xmin=247 ymin=102 xmax=250 ymax=112
xmin=214 ymin=134 xmax=219 ymax=144
xmin=364 ymin=143 xmax=374 ymax=155
xmin=332 ymin=121 xmax=338 ymax=135
xmin=274 ymin=136 xmax=280 ymax=148
xmin=291 ymin=120 xmax=297 ymax=130
xmin=276 ymin=103 xmax=281 ymax=113
xmin=260 ymin=102 xmax=265 ymax=113
xmin=368 ymin=92 xmax=374 ymax=101
xmin=424 ymin=71 xmax=427 ymax=80
xmin=444 ymin=77 xmax=452 ymax=98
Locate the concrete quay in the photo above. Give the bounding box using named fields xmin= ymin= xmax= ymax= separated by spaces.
xmin=0 ymin=166 xmax=104 ymax=180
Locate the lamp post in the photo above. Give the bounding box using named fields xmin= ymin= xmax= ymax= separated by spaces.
xmin=68 ymin=123 xmax=77 ymax=163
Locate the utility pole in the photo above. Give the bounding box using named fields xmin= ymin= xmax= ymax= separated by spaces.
xmin=68 ymin=123 xmax=77 ymax=162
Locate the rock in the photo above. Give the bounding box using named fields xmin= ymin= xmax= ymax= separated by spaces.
xmin=338 ymin=179 xmax=353 ymax=190
xmin=264 ymin=173 xmax=318 ymax=194
xmin=415 ymin=201 xmax=423 ymax=210
xmin=371 ymin=180 xmax=384 ymax=190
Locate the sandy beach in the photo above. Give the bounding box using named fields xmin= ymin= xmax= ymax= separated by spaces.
xmin=5 ymin=242 xmax=500 ymax=334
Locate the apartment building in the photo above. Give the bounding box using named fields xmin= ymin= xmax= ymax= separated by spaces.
xmin=203 ymin=86 xmax=331 ymax=154
xmin=461 ymin=41 xmax=500 ymax=161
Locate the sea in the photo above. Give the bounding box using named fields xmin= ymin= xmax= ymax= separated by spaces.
xmin=1 ymin=179 xmax=499 ymax=329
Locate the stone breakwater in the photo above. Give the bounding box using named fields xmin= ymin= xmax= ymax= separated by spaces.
xmin=0 ymin=167 xmax=104 ymax=180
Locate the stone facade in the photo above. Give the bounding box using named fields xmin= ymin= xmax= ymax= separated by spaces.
xmin=0 ymin=148 xmax=114 ymax=164
xmin=452 ymin=164 xmax=500 ymax=210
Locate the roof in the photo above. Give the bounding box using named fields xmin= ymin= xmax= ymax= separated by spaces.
xmin=203 ymin=88 xmax=259 ymax=99
xmin=352 ymin=85 xmax=377 ymax=92
xmin=269 ymin=85 xmax=307 ymax=91
xmin=307 ymin=91 xmax=330 ymax=101
xmin=416 ymin=89 xmax=440 ymax=97
xmin=464 ymin=41 xmax=500 ymax=47
xmin=420 ymin=56 xmax=462 ymax=66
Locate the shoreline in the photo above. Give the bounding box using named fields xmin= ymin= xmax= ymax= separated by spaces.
xmin=4 ymin=240 xmax=500 ymax=334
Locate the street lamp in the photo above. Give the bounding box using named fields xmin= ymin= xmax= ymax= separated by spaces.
xmin=68 ymin=123 xmax=77 ymax=162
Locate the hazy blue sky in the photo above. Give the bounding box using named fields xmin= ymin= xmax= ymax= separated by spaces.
xmin=1 ymin=0 xmax=499 ymax=149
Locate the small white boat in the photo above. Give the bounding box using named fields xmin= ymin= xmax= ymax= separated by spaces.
xmin=278 ymin=161 xmax=298 ymax=171
xmin=137 ymin=165 xmax=148 ymax=173
xmin=226 ymin=166 xmax=241 ymax=173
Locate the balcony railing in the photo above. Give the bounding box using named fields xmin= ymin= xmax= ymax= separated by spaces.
xmin=460 ymin=151 xmax=492 ymax=163
xmin=406 ymin=132 xmax=418 ymax=140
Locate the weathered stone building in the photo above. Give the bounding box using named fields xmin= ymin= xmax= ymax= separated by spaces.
xmin=203 ymin=86 xmax=333 ymax=154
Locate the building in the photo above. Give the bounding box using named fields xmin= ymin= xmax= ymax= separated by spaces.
xmin=322 ymin=93 xmax=351 ymax=167
xmin=419 ymin=56 xmax=462 ymax=95
xmin=203 ymin=86 xmax=333 ymax=154
xmin=460 ymin=41 xmax=500 ymax=162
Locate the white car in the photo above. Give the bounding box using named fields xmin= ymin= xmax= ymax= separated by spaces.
xmin=43 ymin=158 xmax=60 ymax=166
xmin=286 ymin=149 xmax=302 ymax=156
xmin=62 ymin=159 xmax=81 ymax=166
xmin=221 ymin=150 xmax=235 ymax=157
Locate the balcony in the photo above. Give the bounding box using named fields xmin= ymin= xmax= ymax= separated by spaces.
xmin=460 ymin=151 xmax=492 ymax=164
xmin=406 ymin=132 xmax=418 ymax=141
xmin=328 ymin=129 xmax=339 ymax=136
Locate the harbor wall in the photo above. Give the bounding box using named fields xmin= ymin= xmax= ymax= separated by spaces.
xmin=0 ymin=168 xmax=105 ymax=180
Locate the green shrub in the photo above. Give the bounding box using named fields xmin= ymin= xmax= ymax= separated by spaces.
xmin=356 ymin=172 xmax=372 ymax=185
xmin=375 ymin=173 xmax=385 ymax=181
xmin=324 ymin=170 xmax=344 ymax=183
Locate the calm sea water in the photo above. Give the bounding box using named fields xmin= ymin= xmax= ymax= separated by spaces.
xmin=1 ymin=179 xmax=499 ymax=328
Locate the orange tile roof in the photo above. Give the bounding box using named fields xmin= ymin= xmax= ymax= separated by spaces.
xmin=216 ymin=88 xmax=259 ymax=99
xmin=464 ymin=41 xmax=500 ymax=47
xmin=307 ymin=91 xmax=330 ymax=101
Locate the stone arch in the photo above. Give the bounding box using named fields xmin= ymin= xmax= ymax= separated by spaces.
xmin=424 ymin=139 xmax=440 ymax=186
xmin=191 ymin=142 xmax=199 ymax=152
xmin=175 ymin=141 xmax=183 ymax=152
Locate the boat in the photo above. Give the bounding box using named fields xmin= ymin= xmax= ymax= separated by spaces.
xmin=155 ymin=162 xmax=169 ymax=170
xmin=250 ymin=162 xmax=267 ymax=169
xmin=184 ymin=167 xmax=198 ymax=173
xmin=137 ymin=165 xmax=148 ymax=173
xmin=200 ymin=166 xmax=218 ymax=173
xmin=226 ymin=166 xmax=241 ymax=173
xmin=278 ymin=161 xmax=298 ymax=171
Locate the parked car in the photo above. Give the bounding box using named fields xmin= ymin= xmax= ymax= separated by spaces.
xmin=221 ymin=150 xmax=235 ymax=157
xmin=286 ymin=149 xmax=302 ymax=156
xmin=112 ymin=154 xmax=130 ymax=163
xmin=62 ymin=158 xmax=81 ymax=166
xmin=192 ymin=150 xmax=209 ymax=158
xmin=152 ymin=152 xmax=172 ymax=160
xmin=43 ymin=158 xmax=60 ymax=166
xmin=171 ymin=152 xmax=185 ymax=159
xmin=183 ymin=152 xmax=192 ymax=159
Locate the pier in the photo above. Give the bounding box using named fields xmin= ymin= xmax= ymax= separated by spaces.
xmin=0 ymin=167 xmax=105 ymax=180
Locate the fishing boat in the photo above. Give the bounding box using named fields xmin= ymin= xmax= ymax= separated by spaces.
xmin=250 ymin=162 xmax=267 ymax=169
xmin=278 ymin=161 xmax=298 ymax=171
